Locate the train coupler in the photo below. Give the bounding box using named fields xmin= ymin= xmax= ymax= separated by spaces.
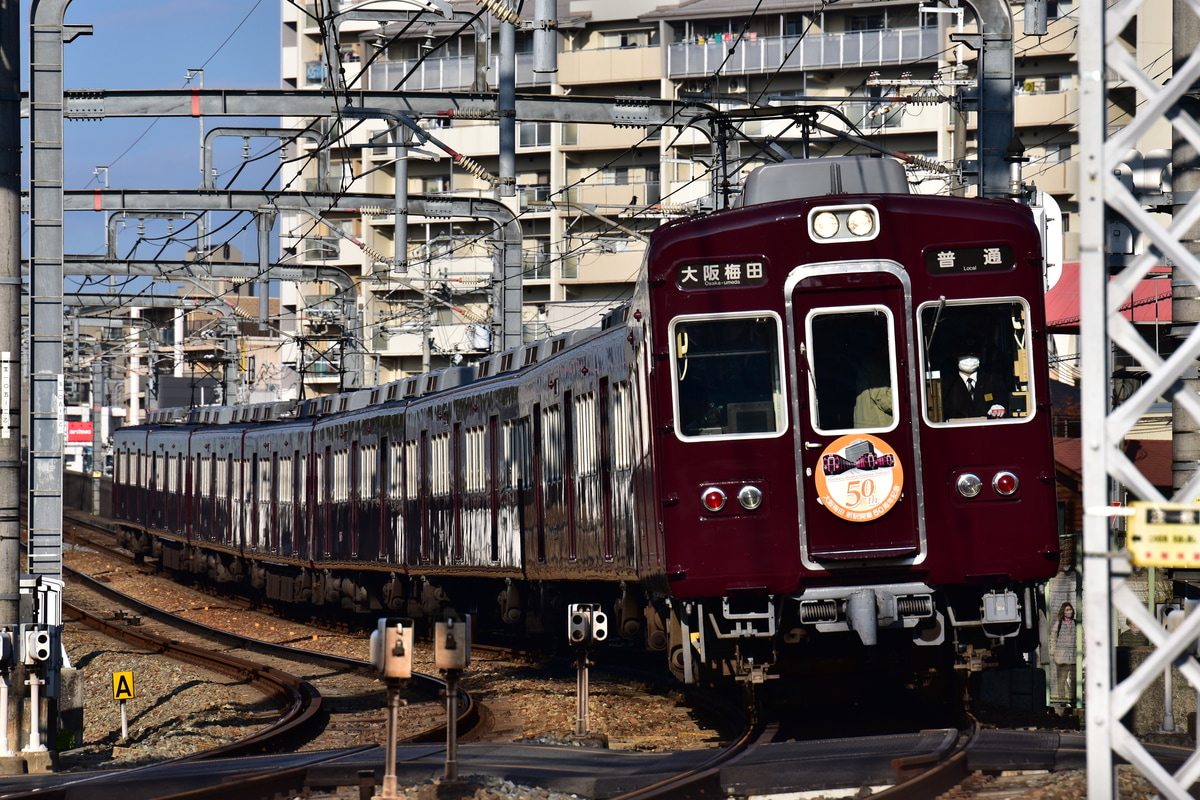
xmin=734 ymin=659 xmax=778 ymax=684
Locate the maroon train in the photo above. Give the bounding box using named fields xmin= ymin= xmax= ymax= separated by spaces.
xmin=112 ymin=156 xmax=1060 ymax=691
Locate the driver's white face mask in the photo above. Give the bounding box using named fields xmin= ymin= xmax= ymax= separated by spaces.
xmin=957 ymin=356 xmax=980 ymax=374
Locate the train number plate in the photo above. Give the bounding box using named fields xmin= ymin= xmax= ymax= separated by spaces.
xmin=1128 ymin=501 xmax=1200 ymax=567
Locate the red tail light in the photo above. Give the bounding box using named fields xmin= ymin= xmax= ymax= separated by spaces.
xmin=702 ymin=487 xmax=727 ymax=512
xmin=993 ymin=471 xmax=1019 ymax=496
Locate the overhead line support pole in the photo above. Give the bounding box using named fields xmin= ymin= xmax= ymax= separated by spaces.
xmin=27 ymin=0 xmax=88 ymax=769
xmin=0 ymin=0 xmax=22 ymax=771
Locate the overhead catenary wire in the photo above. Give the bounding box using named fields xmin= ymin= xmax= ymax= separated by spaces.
xmin=78 ymin=2 xmax=1098 ymax=384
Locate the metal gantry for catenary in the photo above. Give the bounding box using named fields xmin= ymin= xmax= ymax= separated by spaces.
xmin=1080 ymin=0 xmax=1200 ymax=794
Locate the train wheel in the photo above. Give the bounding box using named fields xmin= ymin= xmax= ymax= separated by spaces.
xmin=667 ymin=609 xmax=686 ymax=682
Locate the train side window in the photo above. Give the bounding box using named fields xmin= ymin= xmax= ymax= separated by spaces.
xmin=807 ymin=306 xmax=897 ymax=434
xmin=919 ymin=298 xmax=1033 ymax=425
xmin=671 ymin=313 xmax=785 ymax=439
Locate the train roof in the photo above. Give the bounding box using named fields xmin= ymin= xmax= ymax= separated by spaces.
xmin=126 ymin=325 xmax=603 ymax=428
xmin=737 ymin=156 xmax=909 ymax=206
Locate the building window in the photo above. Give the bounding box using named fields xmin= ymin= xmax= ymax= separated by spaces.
xmin=600 ymin=29 xmax=653 ymax=48
xmin=422 ymin=176 xmax=451 ymax=194
xmin=604 ymin=167 xmax=630 ymax=185
xmin=1043 ymin=143 xmax=1071 ymax=163
xmin=1047 ymin=0 xmax=1074 ymax=18
xmin=849 ymin=14 xmax=886 ymax=31
xmin=519 ymin=121 xmax=551 ymax=148
xmin=1019 ymin=74 xmax=1071 ymax=94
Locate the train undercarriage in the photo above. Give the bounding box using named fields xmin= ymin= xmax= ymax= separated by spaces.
xmin=116 ymin=525 xmax=1047 ymax=707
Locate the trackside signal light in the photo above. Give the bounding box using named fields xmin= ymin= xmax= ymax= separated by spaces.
xmin=702 ymin=487 xmax=727 ymax=512
xmin=993 ymin=471 xmax=1019 ymax=496
xmin=956 ymin=473 xmax=982 ymax=498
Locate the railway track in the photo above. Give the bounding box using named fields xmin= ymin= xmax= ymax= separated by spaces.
xmin=50 ymin=512 xmax=1026 ymax=800
xmin=64 ymin=565 xmax=469 ymax=756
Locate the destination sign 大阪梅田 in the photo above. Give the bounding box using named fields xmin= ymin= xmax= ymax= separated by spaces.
xmin=676 ymin=261 xmax=767 ymax=289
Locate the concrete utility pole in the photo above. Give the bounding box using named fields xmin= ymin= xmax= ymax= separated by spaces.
xmin=0 ymin=4 xmax=22 ymax=760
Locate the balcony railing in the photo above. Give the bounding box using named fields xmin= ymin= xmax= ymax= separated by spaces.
xmin=367 ymin=53 xmax=551 ymax=92
xmin=301 ymin=355 xmax=341 ymax=374
xmin=668 ymin=27 xmax=941 ymax=78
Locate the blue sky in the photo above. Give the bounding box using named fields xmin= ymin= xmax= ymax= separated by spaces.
xmin=23 ymin=0 xmax=283 ymax=259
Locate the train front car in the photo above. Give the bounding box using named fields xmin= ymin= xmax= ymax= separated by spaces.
xmin=640 ymin=157 xmax=1059 ymax=694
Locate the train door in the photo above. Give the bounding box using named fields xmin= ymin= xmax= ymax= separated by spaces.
xmin=488 ymin=417 xmax=500 ymax=563
xmin=271 ymin=452 xmax=280 ymax=551
xmin=293 ymin=449 xmax=304 ymax=557
xmin=788 ymin=263 xmax=925 ymax=564
xmin=379 ymin=437 xmax=391 ymax=560
xmin=350 ymin=440 xmax=360 ymax=557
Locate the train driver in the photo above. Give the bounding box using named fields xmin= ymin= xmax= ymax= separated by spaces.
xmin=940 ymin=345 xmax=1009 ymax=421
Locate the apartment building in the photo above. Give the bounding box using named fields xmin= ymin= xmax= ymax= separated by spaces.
xmin=276 ymin=0 xmax=1162 ymax=396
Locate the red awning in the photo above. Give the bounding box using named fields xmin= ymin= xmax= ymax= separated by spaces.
xmin=1045 ymin=261 xmax=1172 ymax=331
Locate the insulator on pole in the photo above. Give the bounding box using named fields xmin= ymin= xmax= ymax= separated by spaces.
xmin=477 ymin=0 xmax=521 ymax=25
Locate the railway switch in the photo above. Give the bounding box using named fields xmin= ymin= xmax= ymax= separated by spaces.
xmin=434 ymin=616 xmax=471 ymax=671
xmin=370 ymin=617 xmax=414 ymax=680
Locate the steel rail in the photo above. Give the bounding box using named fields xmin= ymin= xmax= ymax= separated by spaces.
xmin=607 ymin=720 xmax=777 ymax=800
xmin=873 ymin=715 xmax=979 ymax=799
xmin=62 ymin=592 xmax=322 ymax=760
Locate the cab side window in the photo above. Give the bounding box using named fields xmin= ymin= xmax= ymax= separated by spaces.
xmin=920 ymin=299 xmax=1032 ymax=425
xmin=673 ymin=314 xmax=785 ymax=438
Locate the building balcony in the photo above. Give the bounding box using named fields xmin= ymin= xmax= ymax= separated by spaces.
xmin=558 ymin=45 xmax=662 ymax=86
xmin=561 ymin=245 xmax=646 ymax=284
xmin=563 ymin=181 xmax=662 ymax=211
xmin=1026 ymin=160 xmax=1075 ymax=198
xmin=667 ymin=27 xmax=941 ymax=78
xmin=366 ymin=53 xmax=551 ymax=92
xmin=300 ymin=354 xmax=343 ymax=379
xmin=561 ymin=123 xmax=658 ymax=151
xmin=1014 ymin=88 xmax=1075 ymax=129
xmin=371 ymin=323 xmax=491 ymax=357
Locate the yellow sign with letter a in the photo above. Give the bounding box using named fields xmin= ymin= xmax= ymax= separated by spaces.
xmin=1128 ymin=501 xmax=1200 ymax=568
xmin=112 ymin=671 xmax=135 ymax=701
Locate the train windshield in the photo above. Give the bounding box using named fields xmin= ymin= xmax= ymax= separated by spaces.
xmin=806 ymin=306 xmax=897 ymax=434
xmin=672 ymin=313 xmax=785 ymax=439
xmin=918 ymin=298 xmax=1033 ymax=425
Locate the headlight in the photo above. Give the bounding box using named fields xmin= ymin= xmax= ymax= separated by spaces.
xmin=812 ymin=211 xmax=839 ymax=239
xmin=847 ymin=208 xmax=875 ymax=237
xmin=957 ymin=473 xmax=982 ymax=498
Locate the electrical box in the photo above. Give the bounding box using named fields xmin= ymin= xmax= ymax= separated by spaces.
xmin=434 ymin=615 xmax=471 ymax=671
xmin=22 ymin=627 xmax=50 ymax=665
xmin=369 ymin=617 xmax=414 ymax=680
xmin=568 ymin=604 xmax=608 ymax=645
